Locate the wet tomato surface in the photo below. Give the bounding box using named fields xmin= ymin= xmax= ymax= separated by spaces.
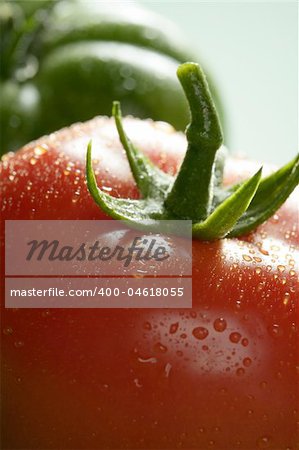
xmin=1 ymin=117 xmax=298 ymax=449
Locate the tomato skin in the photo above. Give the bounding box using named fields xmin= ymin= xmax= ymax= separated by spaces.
xmin=1 ymin=117 xmax=298 ymax=449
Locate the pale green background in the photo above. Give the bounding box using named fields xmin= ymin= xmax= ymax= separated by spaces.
xmin=139 ymin=1 xmax=298 ymax=165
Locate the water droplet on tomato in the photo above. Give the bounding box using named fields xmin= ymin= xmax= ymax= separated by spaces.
xmin=192 ymin=326 xmax=209 ymax=340
xmin=243 ymin=357 xmax=252 ymax=367
xmin=164 ymin=362 xmax=172 ymax=378
xmin=236 ymin=367 xmax=245 ymax=376
xmin=283 ymin=293 xmax=290 ymax=306
xmin=253 ymin=256 xmax=262 ymax=263
xmin=26 ymin=181 xmax=32 ymax=191
xmin=260 ymin=247 xmax=269 ymax=256
xmin=3 ymin=327 xmax=13 ymax=335
xmin=29 ymin=157 xmax=37 ymax=165
xmin=242 ymin=254 xmax=252 ymax=262
xmin=14 ymin=341 xmax=24 ymax=348
xmin=102 ymin=186 xmax=112 ymax=192
xmin=235 ymin=300 xmax=242 ymax=309
xmin=268 ymin=323 xmax=283 ymax=338
xmin=143 ymin=321 xmax=152 ymax=331
xmin=229 ymin=332 xmax=241 ymax=343
xmin=256 ymin=435 xmax=272 ymax=448
xmin=153 ymin=342 xmax=167 ymax=353
xmin=213 ymin=317 xmax=227 ymax=332
xmin=72 ymin=190 xmax=81 ymax=203
xmin=277 ymin=264 xmax=286 ymax=273
xmin=138 ymin=356 xmax=157 ymax=364
xmin=133 ymin=378 xmax=142 ymax=388
xmin=169 ymin=322 xmax=179 ymax=334
xmin=241 ymin=338 xmax=249 ymax=347
xmin=34 ymin=145 xmax=48 ymax=156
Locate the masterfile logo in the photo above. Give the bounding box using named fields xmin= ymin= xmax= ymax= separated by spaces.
xmin=5 ymin=220 xmax=192 ymax=308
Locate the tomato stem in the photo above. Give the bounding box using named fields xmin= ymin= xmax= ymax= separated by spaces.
xmin=86 ymin=62 xmax=299 ymax=240
xmin=165 ymin=63 xmax=223 ymax=221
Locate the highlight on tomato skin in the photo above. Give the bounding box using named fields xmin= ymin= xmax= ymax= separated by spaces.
xmin=1 ymin=109 xmax=298 ymax=449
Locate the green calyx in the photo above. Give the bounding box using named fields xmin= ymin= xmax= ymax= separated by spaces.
xmin=86 ymin=62 xmax=299 ymax=240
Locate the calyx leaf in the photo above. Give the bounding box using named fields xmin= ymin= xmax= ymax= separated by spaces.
xmin=86 ymin=62 xmax=299 ymax=240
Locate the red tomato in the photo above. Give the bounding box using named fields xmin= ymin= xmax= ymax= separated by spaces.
xmin=1 ymin=117 xmax=298 ymax=449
